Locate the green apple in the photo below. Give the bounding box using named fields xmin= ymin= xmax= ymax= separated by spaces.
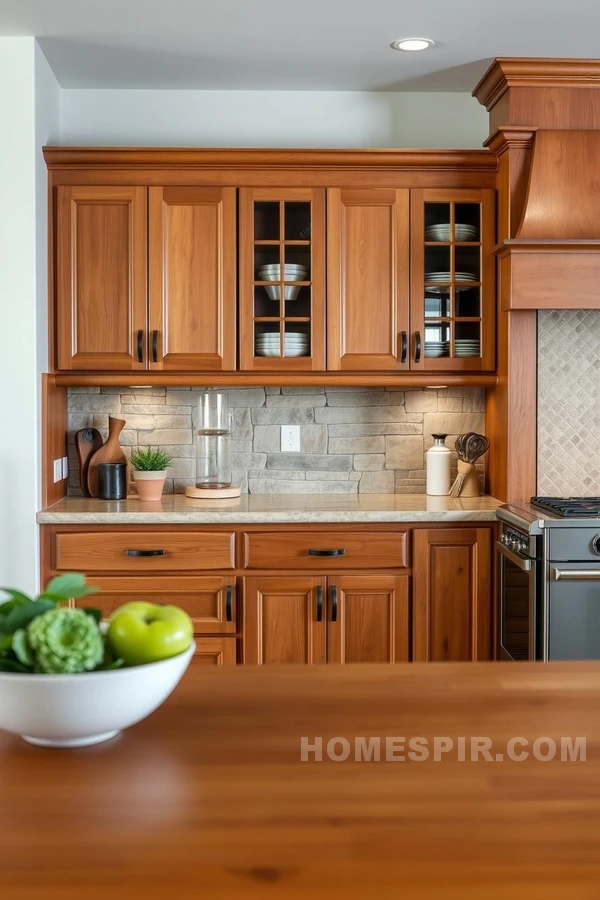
xmin=107 ymin=601 xmax=193 ymax=666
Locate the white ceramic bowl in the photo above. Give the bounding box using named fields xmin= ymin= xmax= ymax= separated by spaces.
xmin=0 ymin=642 xmax=195 ymax=748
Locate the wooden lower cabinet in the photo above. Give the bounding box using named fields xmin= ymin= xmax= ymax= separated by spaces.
xmin=194 ymin=637 xmax=236 ymax=666
xmin=412 ymin=528 xmax=492 ymax=661
xmin=327 ymin=576 xmax=409 ymax=663
xmin=243 ymin=574 xmax=409 ymax=665
xmin=243 ymin=577 xmax=327 ymax=665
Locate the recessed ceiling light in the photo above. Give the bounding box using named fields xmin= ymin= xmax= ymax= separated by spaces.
xmin=391 ymin=38 xmax=435 ymax=52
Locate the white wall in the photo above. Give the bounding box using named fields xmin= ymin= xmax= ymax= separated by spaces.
xmin=0 ymin=38 xmax=38 ymax=589
xmin=61 ymin=89 xmax=487 ymax=148
xmin=0 ymin=39 xmax=60 ymax=591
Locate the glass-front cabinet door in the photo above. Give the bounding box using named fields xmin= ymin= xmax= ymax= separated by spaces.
xmin=410 ymin=188 xmax=495 ymax=372
xmin=239 ymin=188 xmax=326 ymax=371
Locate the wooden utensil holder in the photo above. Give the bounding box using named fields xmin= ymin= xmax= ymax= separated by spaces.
xmin=456 ymin=460 xmax=480 ymax=498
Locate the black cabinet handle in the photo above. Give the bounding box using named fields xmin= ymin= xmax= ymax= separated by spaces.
xmin=125 ymin=549 xmax=166 ymax=557
xmin=330 ymin=585 xmax=338 ymax=623
xmin=415 ymin=331 xmax=422 ymax=364
xmin=316 ymin=585 xmax=323 ymax=622
xmin=307 ymin=549 xmax=345 ymax=557
xmin=400 ymin=330 xmax=407 ymax=364
xmin=151 ymin=330 xmax=159 ymax=363
xmin=226 ymin=585 xmax=233 ymax=622
xmin=137 ymin=329 xmax=144 ymax=363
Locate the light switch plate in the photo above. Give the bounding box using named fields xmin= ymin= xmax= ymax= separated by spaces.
xmin=281 ymin=425 xmax=301 ymax=452
xmin=53 ymin=459 xmax=62 ymax=483
xmin=62 ymin=456 xmax=69 ymax=479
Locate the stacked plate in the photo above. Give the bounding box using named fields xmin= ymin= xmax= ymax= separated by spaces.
xmin=425 ymin=223 xmax=478 ymax=242
xmin=425 ymin=271 xmax=478 ymax=294
xmin=258 ymin=264 xmax=307 ymax=302
xmin=455 ymin=339 xmax=481 ymax=358
xmin=425 ymin=341 xmax=450 ymax=358
xmin=255 ymin=332 xmax=310 ymax=358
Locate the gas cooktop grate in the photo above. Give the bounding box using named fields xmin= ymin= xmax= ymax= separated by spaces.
xmin=531 ymin=497 xmax=600 ymax=518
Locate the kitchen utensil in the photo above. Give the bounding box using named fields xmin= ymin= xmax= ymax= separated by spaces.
xmin=298 ymin=221 xmax=311 ymax=240
xmin=75 ymin=427 xmax=103 ymax=497
xmin=450 ymin=432 xmax=490 ymax=497
xmin=97 ymin=462 xmax=127 ymax=500
xmin=87 ymin=416 xmax=127 ymax=498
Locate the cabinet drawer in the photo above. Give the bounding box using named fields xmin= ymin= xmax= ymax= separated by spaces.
xmin=242 ymin=531 xmax=408 ymax=570
xmin=193 ymin=637 xmax=236 ymax=666
xmin=72 ymin=575 xmax=237 ymax=634
xmin=52 ymin=530 xmax=236 ymax=573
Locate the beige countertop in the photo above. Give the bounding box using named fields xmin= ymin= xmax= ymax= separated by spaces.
xmin=37 ymin=493 xmax=501 ymax=525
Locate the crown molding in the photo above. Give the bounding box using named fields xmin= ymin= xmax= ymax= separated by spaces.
xmin=484 ymin=127 xmax=537 ymax=155
xmin=473 ymin=58 xmax=600 ymax=111
xmin=42 ymin=146 xmax=496 ymax=172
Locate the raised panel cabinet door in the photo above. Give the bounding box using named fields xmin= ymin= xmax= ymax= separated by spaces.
xmin=413 ymin=528 xmax=492 ymax=662
xmin=327 ymin=576 xmax=410 ymax=664
xmin=149 ymin=186 xmax=236 ymax=371
xmin=242 ymin=576 xmax=327 ymax=665
xmin=410 ymin=188 xmax=495 ymax=373
xmin=56 ymin=186 xmax=147 ymax=371
xmin=193 ymin=637 xmax=237 ymax=666
xmin=70 ymin=575 xmax=237 ymax=635
xmin=327 ymin=188 xmax=410 ymax=371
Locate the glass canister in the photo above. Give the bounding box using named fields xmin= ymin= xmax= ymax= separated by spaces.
xmin=195 ymin=392 xmax=233 ymax=489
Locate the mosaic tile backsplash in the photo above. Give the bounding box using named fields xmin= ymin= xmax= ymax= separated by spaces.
xmin=67 ymin=386 xmax=485 ymax=495
xmin=538 ymin=310 xmax=600 ymax=495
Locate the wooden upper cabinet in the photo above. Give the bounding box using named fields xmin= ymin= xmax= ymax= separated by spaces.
xmin=239 ymin=188 xmax=326 ymax=372
xmin=327 ymin=575 xmax=410 ymax=664
xmin=149 ymin=187 xmax=236 ymax=371
xmin=410 ymin=188 xmax=495 ymax=372
xmin=412 ymin=528 xmax=492 ymax=662
xmin=327 ymin=188 xmax=410 ymax=371
xmin=56 ymin=186 xmax=147 ymax=371
xmin=242 ymin=576 xmax=327 ymax=665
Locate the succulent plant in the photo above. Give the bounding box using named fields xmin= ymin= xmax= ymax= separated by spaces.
xmin=131 ymin=447 xmax=172 ymax=472
xmin=27 ymin=608 xmax=105 ymax=674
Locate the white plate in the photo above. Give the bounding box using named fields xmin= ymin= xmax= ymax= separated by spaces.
xmin=255 ymin=347 xmax=309 ymax=357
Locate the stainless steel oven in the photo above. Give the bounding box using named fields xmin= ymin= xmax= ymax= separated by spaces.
xmin=497 ymin=504 xmax=600 ymax=661
xmin=497 ymin=517 xmax=543 ymax=661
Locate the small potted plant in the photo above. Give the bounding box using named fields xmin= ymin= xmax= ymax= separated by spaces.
xmin=130 ymin=447 xmax=172 ymax=501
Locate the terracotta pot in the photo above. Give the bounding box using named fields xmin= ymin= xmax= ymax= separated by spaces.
xmin=133 ymin=470 xmax=168 ymax=502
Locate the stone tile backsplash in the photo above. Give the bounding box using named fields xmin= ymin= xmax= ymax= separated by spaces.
xmin=67 ymin=386 xmax=485 ymax=495
xmin=538 ymin=310 xmax=600 ymax=495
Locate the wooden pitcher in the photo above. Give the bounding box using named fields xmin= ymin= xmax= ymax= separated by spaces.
xmin=87 ymin=417 xmax=127 ymax=498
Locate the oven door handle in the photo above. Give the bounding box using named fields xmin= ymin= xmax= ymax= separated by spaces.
xmin=496 ymin=542 xmax=532 ymax=572
xmin=552 ymin=568 xmax=600 ymax=582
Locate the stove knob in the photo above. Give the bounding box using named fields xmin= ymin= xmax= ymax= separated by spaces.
xmin=592 ymin=536 xmax=600 ymax=556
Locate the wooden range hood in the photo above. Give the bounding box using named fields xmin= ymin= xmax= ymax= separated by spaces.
xmin=472 ymin=58 xmax=600 ymax=500
xmin=491 ymin=128 xmax=600 ymax=309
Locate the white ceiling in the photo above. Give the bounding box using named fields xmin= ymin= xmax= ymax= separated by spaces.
xmin=2 ymin=0 xmax=600 ymax=91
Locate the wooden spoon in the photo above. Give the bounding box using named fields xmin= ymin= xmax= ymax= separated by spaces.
xmin=75 ymin=427 xmax=103 ymax=497
xmin=87 ymin=417 xmax=127 ymax=498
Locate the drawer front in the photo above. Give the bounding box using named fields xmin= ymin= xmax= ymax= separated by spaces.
xmin=71 ymin=576 xmax=237 ymax=634
xmin=53 ymin=530 xmax=236 ymax=573
xmin=242 ymin=531 xmax=408 ymax=570
xmin=193 ymin=637 xmax=237 ymax=665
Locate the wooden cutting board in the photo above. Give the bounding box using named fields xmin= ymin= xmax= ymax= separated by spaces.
xmin=87 ymin=416 xmax=127 ymax=498
xmin=74 ymin=427 xmax=103 ymax=497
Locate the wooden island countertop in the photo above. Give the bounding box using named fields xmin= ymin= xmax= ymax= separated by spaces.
xmin=1 ymin=662 xmax=600 ymax=899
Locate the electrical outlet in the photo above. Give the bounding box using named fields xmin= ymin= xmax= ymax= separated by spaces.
xmin=53 ymin=459 xmax=62 ymax=483
xmin=281 ymin=425 xmax=300 ymax=453
xmin=62 ymin=456 xmax=69 ymax=479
